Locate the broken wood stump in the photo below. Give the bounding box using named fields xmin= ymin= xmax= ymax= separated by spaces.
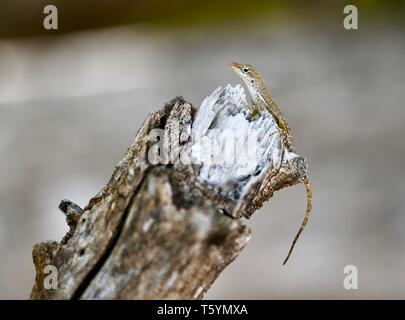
xmin=30 ymin=84 xmax=308 ymax=299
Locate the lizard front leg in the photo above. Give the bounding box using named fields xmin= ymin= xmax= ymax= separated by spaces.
xmin=246 ymin=104 xmax=261 ymax=120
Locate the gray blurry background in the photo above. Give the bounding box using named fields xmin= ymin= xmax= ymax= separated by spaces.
xmin=0 ymin=1 xmax=405 ymax=299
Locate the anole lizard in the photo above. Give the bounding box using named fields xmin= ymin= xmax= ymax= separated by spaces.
xmin=230 ymin=61 xmax=313 ymax=265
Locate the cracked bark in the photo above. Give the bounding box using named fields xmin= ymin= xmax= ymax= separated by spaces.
xmin=30 ymin=85 xmax=309 ymax=300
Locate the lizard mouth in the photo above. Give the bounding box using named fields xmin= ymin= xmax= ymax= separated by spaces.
xmin=229 ymin=60 xmax=238 ymax=67
xmin=229 ymin=61 xmax=242 ymax=72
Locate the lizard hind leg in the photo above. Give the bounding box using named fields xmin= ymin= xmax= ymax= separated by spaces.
xmin=277 ymin=118 xmax=289 ymax=134
xmin=282 ymin=179 xmax=313 ymax=265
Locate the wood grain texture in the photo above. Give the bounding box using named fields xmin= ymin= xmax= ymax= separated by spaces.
xmin=30 ymin=86 xmax=308 ymax=299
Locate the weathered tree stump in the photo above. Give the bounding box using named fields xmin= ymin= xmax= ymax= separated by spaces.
xmin=30 ymin=85 xmax=308 ymax=299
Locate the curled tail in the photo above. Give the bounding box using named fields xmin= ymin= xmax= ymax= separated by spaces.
xmin=282 ymin=179 xmax=313 ymax=265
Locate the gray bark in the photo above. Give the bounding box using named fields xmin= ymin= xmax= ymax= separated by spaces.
xmin=30 ymin=85 xmax=308 ymax=299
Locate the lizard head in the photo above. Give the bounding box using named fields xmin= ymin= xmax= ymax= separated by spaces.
xmin=229 ymin=61 xmax=263 ymax=93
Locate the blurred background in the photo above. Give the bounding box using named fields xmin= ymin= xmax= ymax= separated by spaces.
xmin=1 ymin=0 xmax=405 ymax=299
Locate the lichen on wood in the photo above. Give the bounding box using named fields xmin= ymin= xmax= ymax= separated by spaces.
xmin=30 ymin=85 xmax=308 ymax=300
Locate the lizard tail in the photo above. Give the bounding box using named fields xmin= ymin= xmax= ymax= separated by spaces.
xmin=282 ymin=179 xmax=313 ymax=265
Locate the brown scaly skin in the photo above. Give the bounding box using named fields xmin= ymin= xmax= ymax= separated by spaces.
xmin=230 ymin=61 xmax=313 ymax=265
xmin=229 ymin=61 xmax=294 ymax=150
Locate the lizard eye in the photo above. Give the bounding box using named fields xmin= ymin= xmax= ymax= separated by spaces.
xmin=242 ymin=67 xmax=249 ymax=73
